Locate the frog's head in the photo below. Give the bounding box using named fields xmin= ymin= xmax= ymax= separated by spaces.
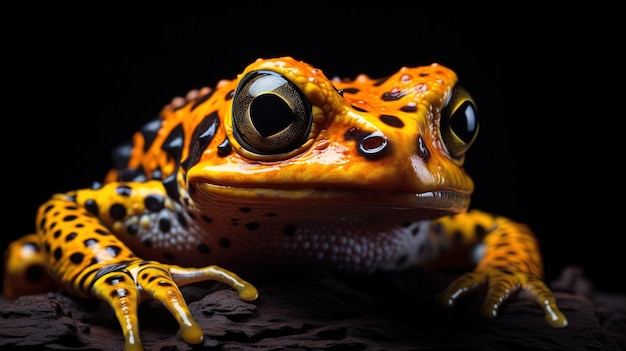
xmin=183 ymin=57 xmax=478 ymax=219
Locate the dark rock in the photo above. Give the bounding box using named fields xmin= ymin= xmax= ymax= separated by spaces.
xmin=1 ymin=266 xmax=624 ymax=350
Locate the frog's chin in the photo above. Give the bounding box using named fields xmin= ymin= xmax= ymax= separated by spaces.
xmin=193 ymin=183 xmax=471 ymax=216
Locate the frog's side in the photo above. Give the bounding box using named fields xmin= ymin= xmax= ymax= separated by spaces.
xmin=3 ymin=57 xmax=567 ymax=351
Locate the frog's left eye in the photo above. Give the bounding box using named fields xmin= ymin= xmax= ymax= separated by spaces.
xmin=440 ymin=86 xmax=479 ymax=160
xmin=231 ymin=70 xmax=313 ymax=156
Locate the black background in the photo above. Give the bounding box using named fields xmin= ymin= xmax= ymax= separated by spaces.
xmin=3 ymin=3 xmax=622 ymax=293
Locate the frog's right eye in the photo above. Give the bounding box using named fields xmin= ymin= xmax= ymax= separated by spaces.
xmin=440 ymin=86 xmax=479 ymax=161
xmin=230 ymin=70 xmax=313 ymax=158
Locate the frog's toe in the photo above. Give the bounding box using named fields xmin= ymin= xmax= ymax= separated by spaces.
xmin=519 ymin=275 xmax=568 ymax=328
xmin=437 ymin=269 xmax=568 ymax=328
xmin=90 ymin=261 xmax=206 ymax=350
xmin=436 ymin=271 xmax=487 ymax=310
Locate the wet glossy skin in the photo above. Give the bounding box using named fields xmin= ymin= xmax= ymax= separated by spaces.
xmin=3 ymin=57 xmax=567 ymax=351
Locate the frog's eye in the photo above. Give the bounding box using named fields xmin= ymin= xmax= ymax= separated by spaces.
xmin=440 ymin=86 xmax=479 ymax=159
xmin=231 ymin=70 xmax=313 ymax=155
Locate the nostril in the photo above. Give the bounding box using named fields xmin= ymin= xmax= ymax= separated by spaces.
xmin=359 ymin=132 xmax=389 ymax=158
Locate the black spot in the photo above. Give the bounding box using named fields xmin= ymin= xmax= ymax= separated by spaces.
xmin=95 ymin=228 xmax=110 ymax=236
xmin=109 ymin=204 xmax=127 ymax=220
xmin=85 ymin=199 xmax=99 ymax=216
xmin=381 ymin=90 xmax=405 ymax=101
xmin=142 ymin=239 xmax=152 ymax=248
xmin=475 ymin=224 xmax=487 ymax=239
xmin=197 ymin=243 xmax=210 ymax=253
xmin=69 ymin=252 xmax=85 ymax=264
xmin=106 ymin=246 xmax=122 ymax=257
xmin=495 ymin=242 xmax=510 ymax=248
xmin=53 ymin=247 xmax=62 ymax=260
xmin=115 ymin=185 xmax=132 ymax=196
xmin=139 ymin=119 xmax=163 ymax=152
xmin=164 ymin=253 xmax=175 ymax=261
xmin=44 ymin=242 xmax=51 ymax=253
xmin=126 ymin=224 xmax=139 ymax=235
xmin=266 ymin=213 xmax=277 ymax=217
xmin=352 ymin=105 xmax=367 ymax=112
xmin=43 ymin=204 xmax=54 ymax=214
xmin=63 ymin=215 xmax=78 ymax=222
xmin=225 ymin=89 xmax=235 ymax=100
xmin=182 ymin=112 xmax=219 ymax=171
xmin=144 ymin=195 xmax=164 ymax=212
xmin=110 ymin=140 xmax=133 ymax=171
xmin=75 ymin=223 xmax=84 ymax=228
xmin=342 ymin=87 xmax=359 ymax=94
xmin=379 ymin=115 xmax=405 ymax=128
xmin=411 ymin=226 xmax=421 ymax=236
xmin=162 ymin=124 xmax=184 ymax=166
xmin=344 ymin=127 xmax=365 ymax=141
xmin=245 ymin=222 xmax=260 ymax=231
xmin=38 ymin=218 xmax=47 ymax=231
xmin=217 ymin=138 xmax=232 ymax=157
xmin=162 ymin=173 xmax=180 ymax=203
xmin=219 ymin=237 xmax=231 ymax=248
xmin=240 ymin=207 xmax=251 ymax=213
xmin=141 ymin=273 xmax=148 ymax=279
xmin=25 ymin=265 xmax=46 ymax=282
xmin=158 ymin=281 xmax=173 ymax=287
xmin=159 ymin=217 xmax=171 ymax=232
xmin=416 ymin=135 xmax=429 ymax=161
xmin=177 ymin=212 xmax=188 ymax=228
xmin=53 ymin=230 xmax=62 ymax=239
xmin=65 ymin=232 xmax=77 ymax=242
xmin=400 ymin=104 xmax=417 ymax=112
xmin=201 ymin=215 xmax=212 ymax=223
xmin=284 ymin=224 xmax=297 ymax=236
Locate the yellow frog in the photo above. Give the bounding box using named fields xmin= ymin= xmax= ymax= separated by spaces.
xmin=2 ymin=57 xmax=567 ymax=351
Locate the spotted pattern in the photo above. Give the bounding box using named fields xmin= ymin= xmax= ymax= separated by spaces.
xmin=3 ymin=57 xmax=566 ymax=350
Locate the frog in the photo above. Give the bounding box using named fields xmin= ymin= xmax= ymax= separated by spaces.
xmin=2 ymin=56 xmax=567 ymax=351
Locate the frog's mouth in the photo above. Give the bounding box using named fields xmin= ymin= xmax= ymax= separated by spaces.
xmin=193 ymin=182 xmax=471 ymax=218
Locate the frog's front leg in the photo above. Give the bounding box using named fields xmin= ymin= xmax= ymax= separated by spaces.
xmin=431 ymin=210 xmax=567 ymax=328
xmin=34 ymin=183 xmax=258 ymax=351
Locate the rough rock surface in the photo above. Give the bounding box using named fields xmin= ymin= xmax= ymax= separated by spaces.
xmin=1 ymin=266 xmax=624 ymax=350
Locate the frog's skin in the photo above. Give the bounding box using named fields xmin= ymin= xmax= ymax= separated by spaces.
xmin=3 ymin=57 xmax=567 ymax=350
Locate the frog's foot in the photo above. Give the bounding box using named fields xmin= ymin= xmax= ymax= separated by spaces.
xmin=436 ymin=268 xmax=568 ymax=328
xmin=90 ymin=260 xmax=258 ymax=351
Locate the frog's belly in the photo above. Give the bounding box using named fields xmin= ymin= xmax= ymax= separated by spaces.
xmin=120 ymin=210 xmax=439 ymax=274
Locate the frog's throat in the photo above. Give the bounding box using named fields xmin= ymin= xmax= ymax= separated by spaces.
xmin=193 ymin=183 xmax=470 ymax=216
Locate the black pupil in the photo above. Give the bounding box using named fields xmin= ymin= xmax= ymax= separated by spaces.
xmin=451 ymin=101 xmax=477 ymax=143
xmin=250 ymin=94 xmax=294 ymax=137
